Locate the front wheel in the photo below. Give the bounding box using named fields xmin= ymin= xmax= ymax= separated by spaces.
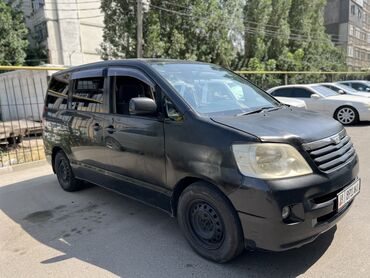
xmin=335 ymin=106 xmax=359 ymax=125
xmin=177 ymin=182 xmax=244 ymax=263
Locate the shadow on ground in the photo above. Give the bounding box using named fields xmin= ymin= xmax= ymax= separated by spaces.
xmin=0 ymin=174 xmax=336 ymax=277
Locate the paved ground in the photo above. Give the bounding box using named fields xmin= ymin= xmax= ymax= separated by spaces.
xmin=1 ymin=123 xmax=369 ymax=278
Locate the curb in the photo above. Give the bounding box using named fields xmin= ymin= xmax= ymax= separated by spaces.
xmin=0 ymin=159 xmax=48 ymax=174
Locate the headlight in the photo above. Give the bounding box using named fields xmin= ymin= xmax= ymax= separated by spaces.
xmin=232 ymin=143 xmax=312 ymax=179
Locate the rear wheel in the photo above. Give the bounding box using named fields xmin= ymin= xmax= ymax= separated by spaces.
xmin=335 ymin=106 xmax=359 ymax=125
xmin=177 ymin=182 xmax=244 ymax=263
xmin=54 ymin=151 xmax=83 ymax=192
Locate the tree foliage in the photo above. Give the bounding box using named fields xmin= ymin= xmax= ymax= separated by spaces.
xmin=0 ymin=0 xmax=28 ymax=65
xmin=100 ymin=0 xmax=346 ymax=84
xmin=100 ymin=0 xmax=243 ymax=67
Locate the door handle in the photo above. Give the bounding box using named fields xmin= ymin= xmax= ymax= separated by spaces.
xmin=107 ymin=125 xmax=115 ymax=134
xmin=93 ymin=123 xmax=101 ymax=131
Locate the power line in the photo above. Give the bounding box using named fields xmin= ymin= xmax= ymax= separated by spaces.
xmin=149 ymin=3 xmax=343 ymax=45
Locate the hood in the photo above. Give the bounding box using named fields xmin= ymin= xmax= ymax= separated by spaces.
xmin=211 ymin=107 xmax=343 ymax=144
xmin=328 ymin=94 xmax=370 ymax=103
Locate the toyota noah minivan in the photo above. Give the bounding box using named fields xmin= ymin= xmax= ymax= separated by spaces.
xmin=43 ymin=59 xmax=360 ymax=262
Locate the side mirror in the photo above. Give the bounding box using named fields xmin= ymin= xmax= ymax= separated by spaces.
xmin=129 ymin=97 xmax=157 ymax=115
xmin=311 ymin=94 xmax=320 ymax=99
xmin=338 ymin=90 xmax=345 ymax=94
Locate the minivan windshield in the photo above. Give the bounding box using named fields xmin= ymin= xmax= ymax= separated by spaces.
xmin=151 ymin=63 xmax=279 ymax=116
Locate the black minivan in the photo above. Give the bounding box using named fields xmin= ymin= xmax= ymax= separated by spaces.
xmin=43 ymin=59 xmax=360 ymax=262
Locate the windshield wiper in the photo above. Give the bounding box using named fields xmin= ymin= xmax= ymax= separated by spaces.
xmin=236 ymin=106 xmax=279 ymax=117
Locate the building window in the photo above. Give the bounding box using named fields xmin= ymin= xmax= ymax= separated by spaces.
xmin=351 ymin=4 xmax=356 ymax=15
xmin=358 ymin=9 xmax=362 ymax=19
xmin=348 ymin=46 xmax=354 ymax=57
xmin=349 ymin=24 xmax=353 ymax=36
xmin=31 ymin=0 xmax=45 ymax=13
xmin=355 ymin=29 xmax=361 ymax=38
xmin=34 ymin=21 xmax=48 ymax=43
xmin=349 ymin=24 xmax=354 ymax=36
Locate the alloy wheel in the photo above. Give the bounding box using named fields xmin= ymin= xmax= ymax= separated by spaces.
xmin=337 ymin=107 xmax=356 ymax=124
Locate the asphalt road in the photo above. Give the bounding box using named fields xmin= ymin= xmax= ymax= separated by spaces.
xmin=1 ymin=123 xmax=369 ymax=278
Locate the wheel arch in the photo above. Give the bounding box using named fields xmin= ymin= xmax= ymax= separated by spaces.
xmin=170 ymin=177 xmax=236 ymax=217
xmin=334 ymin=105 xmax=359 ymax=123
xmin=51 ymin=146 xmax=66 ymax=173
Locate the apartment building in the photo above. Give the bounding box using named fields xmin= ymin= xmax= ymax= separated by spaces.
xmin=325 ymin=0 xmax=370 ymax=70
xmin=21 ymin=0 xmax=104 ymax=66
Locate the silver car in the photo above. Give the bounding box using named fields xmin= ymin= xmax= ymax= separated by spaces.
xmin=267 ymin=84 xmax=370 ymax=125
xmin=320 ymin=82 xmax=370 ymax=98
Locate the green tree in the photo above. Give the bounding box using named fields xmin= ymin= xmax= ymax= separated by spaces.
xmin=25 ymin=46 xmax=48 ymax=66
xmin=0 ymin=0 xmax=29 ymax=65
xmin=266 ymin=0 xmax=291 ymax=60
xmin=100 ymin=0 xmax=136 ymax=59
xmin=242 ymin=0 xmax=272 ymax=66
xmin=100 ymin=0 xmax=243 ymax=67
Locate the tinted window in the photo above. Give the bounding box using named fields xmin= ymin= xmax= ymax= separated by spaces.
xmin=271 ymin=88 xmax=293 ymax=97
xmin=151 ymin=63 xmax=278 ymax=116
xmin=113 ymin=76 xmax=155 ymax=116
xmin=71 ymin=77 xmax=104 ymax=112
xmin=351 ymin=82 xmax=370 ymax=91
xmin=46 ymin=74 xmax=69 ymax=110
xmin=291 ymin=88 xmax=313 ymax=98
xmin=335 ymin=83 xmax=358 ymax=93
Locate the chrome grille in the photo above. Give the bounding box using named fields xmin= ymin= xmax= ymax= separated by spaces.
xmin=303 ymin=129 xmax=356 ymax=173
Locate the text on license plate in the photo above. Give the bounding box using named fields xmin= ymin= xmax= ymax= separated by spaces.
xmin=337 ymin=179 xmax=360 ymax=210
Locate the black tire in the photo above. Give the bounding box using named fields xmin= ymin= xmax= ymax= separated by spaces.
xmin=177 ymin=182 xmax=244 ymax=263
xmin=54 ymin=151 xmax=83 ymax=192
xmin=334 ymin=106 xmax=359 ymax=125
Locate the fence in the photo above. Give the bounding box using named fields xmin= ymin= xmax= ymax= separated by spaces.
xmin=0 ymin=65 xmax=369 ymax=167
xmin=0 ymin=66 xmax=63 ymax=167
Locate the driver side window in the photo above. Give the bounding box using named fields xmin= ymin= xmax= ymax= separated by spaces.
xmin=113 ymin=76 xmax=155 ymax=116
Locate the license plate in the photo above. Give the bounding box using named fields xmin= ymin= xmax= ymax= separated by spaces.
xmin=337 ymin=179 xmax=360 ymax=210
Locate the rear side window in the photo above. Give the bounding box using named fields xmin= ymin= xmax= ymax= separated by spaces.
xmin=291 ymin=88 xmax=313 ymax=98
xmin=71 ymin=77 xmax=104 ymax=112
xmin=46 ymin=74 xmax=69 ymax=110
xmin=271 ymin=88 xmax=293 ymax=97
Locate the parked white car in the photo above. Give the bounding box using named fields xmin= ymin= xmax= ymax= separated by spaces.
xmin=337 ymin=80 xmax=370 ymax=93
xmin=273 ymin=97 xmax=307 ymax=109
xmin=267 ymin=84 xmax=370 ymax=125
xmin=320 ymin=82 xmax=370 ymax=98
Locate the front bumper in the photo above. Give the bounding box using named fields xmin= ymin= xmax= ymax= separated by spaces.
xmin=228 ymin=155 xmax=359 ymax=251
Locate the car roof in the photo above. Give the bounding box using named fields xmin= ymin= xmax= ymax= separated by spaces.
xmin=338 ymin=80 xmax=370 ymax=83
xmin=53 ymin=58 xmax=211 ymax=77
xmin=269 ymin=84 xmax=316 ymax=90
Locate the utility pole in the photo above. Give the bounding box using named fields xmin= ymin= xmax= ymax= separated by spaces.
xmin=137 ymin=0 xmax=143 ymax=58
